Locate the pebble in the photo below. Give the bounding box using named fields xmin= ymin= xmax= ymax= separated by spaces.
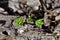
xmin=0 ymin=8 xmax=4 ymax=12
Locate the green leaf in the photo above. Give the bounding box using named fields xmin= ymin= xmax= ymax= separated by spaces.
xmin=13 ymin=18 xmax=24 ymax=26
xmin=35 ymin=18 xmax=44 ymax=27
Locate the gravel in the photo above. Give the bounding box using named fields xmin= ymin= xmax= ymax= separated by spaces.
xmin=0 ymin=0 xmax=60 ymax=40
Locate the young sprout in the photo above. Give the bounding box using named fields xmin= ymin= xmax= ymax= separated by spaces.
xmin=35 ymin=18 xmax=44 ymax=27
xmin=13 ymin=17 xmax=24 ymax=26
xmin=28 ymin=15 xmax=33 ymax=22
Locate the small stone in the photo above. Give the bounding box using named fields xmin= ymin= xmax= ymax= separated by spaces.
xmin=55 ymin=15 xmax=60 ymax=21
xmin=33 ymin=6 xmax=39 ymax=10
xmin=57 ymin=33 xmax=60 ymax=36
xmin=0 ymin=8 xmax=4 ymax=12
xmin=18 ymin=29 xmax=24 ymax=34
xmin=2 ymin=12 xmax=8 ymax=15
xmin=17 ymin=10 xmax=23 ymax=13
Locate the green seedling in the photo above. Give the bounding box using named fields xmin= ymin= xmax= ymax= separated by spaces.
xmin=13 ymin=17 xmax=24 ymax=26
xmin=35 ymin=18 xmax=44 ymax=27
xmin=28 ymin=15 xmax=33 ymax=22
